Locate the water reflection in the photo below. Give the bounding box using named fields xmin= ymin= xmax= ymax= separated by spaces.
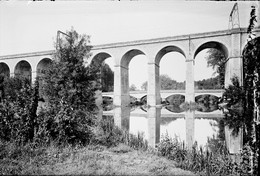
xmin=165 ymin=94 xmax=185 ymax=113
xmin=103 ymin=94 xmax=221 ymax=113
xmin=103 ymin=105 xmax=221 ymax=147
xmin=195 ymin=94 xmax=219 ymax=112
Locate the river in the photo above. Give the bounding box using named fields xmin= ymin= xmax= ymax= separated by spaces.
xmin=103 ymin=104 xmax=223 ymax=147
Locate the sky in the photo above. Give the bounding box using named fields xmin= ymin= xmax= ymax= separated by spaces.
xmin=0 ymin=0 xmax=256 ymax=89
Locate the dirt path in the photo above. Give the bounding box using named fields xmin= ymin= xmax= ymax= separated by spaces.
xmin=41 ymin=144 xmax=195 ymax=175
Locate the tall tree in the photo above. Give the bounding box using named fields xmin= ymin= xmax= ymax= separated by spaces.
xmin=243 ymin=36 xmax=260 ymax=175
xmin=40 ymin=28 xmax=99 ymax=144
xmin=220 ymin=6 xmax=260 ymax=174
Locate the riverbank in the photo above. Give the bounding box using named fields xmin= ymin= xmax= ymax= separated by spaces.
xmin=0 ymin=142 xmax=194 ymax=175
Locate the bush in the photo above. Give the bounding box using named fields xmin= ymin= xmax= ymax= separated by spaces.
xmin=0 ymin=77 xmax=38 ymax=144
xmin=156 ymin=135 xmax=248 ymax=175
xmin=92 ymin=116 xmax=148 ymax=150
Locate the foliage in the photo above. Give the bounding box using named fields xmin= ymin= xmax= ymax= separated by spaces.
xmin=219 ymin=6 xmax=260 ymax=174
xmin=221 ymin=76 xmax=244 ymax=136
xmin=92 ymin=116 xmax=148 ymax=150
xmin=156 ymin=133 xmax=186 ymax=162
xmin=160 ymin=74 xmax=185 ymax=90
xmin=242 ymin=36 xmax=260 ymax=175
xmin=156 ymin=135 xmax=246 ymax=175
xmin=129 ymin=84 xmax=137 ymax=91
xmin=195 ymin=94 xmax=219 ymax=112
xmin=0 ymin=76 xmax=30 ymax=102
xmin=38 ymin=28 xmax=99 ymax=145
xmin=101 ymin=62 xmax=114 ymax=92
xmin=142 ymin=74 xmax=221 ymax=91
xmin=141 ymin=81 xmax=147 ymax=91
xmin=195 ymin=75 xmax=222 ymax=89
xmin=141 ymin=74 xmax=185 ymax=91
xmin=165 ymin=94 xmax=185 ymax=113
xmin=0 ymin=76 xmax=39 ymax=144
xmin=205 ymin=48 xmax=226 ymax=88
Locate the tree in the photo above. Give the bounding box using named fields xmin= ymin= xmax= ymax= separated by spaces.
xmin=242 ymin=36 xmax=260 ymax=175
xmin=205 ymin=48 xmax=226 ymax=88
xmin=101 ymin=62 xmax=114 ymax=92
xmin=219 ymin=6 xmax=260 ymax=174
xmin=141 ymin=81 xmax=147 ymax=91
xmin=141 ymin=74 xmax=185 ymax=91
xmin=129 ymin=84 xmax=137 ymax=91
xmin=39 ymin=28 xmax=99 ymax=144
xmin=195 ymin=76 xmax=222 ymax=90
xmin=160 ymin=74 xmax=176 ymax=90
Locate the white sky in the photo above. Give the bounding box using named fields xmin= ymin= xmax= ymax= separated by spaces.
xmin=0 ymin=1 xmax=255 ymax=89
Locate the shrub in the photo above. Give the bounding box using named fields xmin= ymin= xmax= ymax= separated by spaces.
xmin=0 ymin=77 xmax=39 ymax=144
xmin=92 ymin=116 xmax=148 ymax=150
xmin=156 ymin=135 xmax=248 ymax=175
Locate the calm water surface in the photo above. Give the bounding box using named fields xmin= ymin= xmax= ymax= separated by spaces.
xmin=103 ymin=106 xmax=221 ymax=147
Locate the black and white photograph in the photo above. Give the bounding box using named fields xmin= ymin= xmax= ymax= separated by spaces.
xmin=0 ymin=0 xmax=260 ymax=175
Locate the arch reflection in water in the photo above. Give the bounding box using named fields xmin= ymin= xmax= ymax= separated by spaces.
xmin=195 ymin=94 xmax=219 ymax=112
xmin=104 ymin=106 xmax=220 ymax=147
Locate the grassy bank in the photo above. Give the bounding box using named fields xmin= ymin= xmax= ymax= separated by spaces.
xmin=0 ymin=117 xmax=252 ymax=175
xmin=0 ymin=141 xmax=194 ymax=175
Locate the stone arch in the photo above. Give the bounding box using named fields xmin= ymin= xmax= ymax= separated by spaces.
xmin=91 ymin=52 xmax=113 ymax=67
xmin=0 ymin=62 xmax=10 ymax=77
xmin=121 ymin=49 xmax=146 ymax=69
xmin=193 ymin=41 xmax=229 ymax=88
xmin=91 ymin=52 xmax=114 ymax=93
xmin=14 ymin=60 xmax=32 ymax=81
xmin=37 ymin=58 xmax=52 ymax=77
xmin=155 ymin=45 xmax=186 ymax=66
xmin=194 ymin=41 xmax=229 ymax=59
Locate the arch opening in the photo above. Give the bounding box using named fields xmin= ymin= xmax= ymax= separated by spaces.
xmin=121 ymin=49 xmax=146 ymax=69
xmin=194 ymin=41 xmax=228 ymax=90
xmin=156 ymin=46 xmax=186 ymax=92
xmin=37 ymin=58 xmax=52 ymax=77
xmin=92 ymin=52 xmax=114 ymax=93
xmin=194 ymin=41 xmax=228 ymax=59
xmin=120 ymin=49 xmax=147 ymax=93
xmin=91 ymin=52 xmax=112 ymax=67
xmin=14 ymin=60 xmax=32 ymax=81
xmin=155 ymin=46 xmax=186 ymax=66
xmin=0 ymin=62 xmax=10 ymax=78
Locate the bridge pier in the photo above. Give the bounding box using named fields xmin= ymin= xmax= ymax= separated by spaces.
xmin=185 ymin=57 xmax=195 ymax=150
xmin=224 ymin=31 xmax=243 ymax=161
xmin=147 ymin=62 xmax=161 ymax=107
xmin=32 ymin=69 xmax=37 ymax=83
xmin=113 ymin=106 xmax=130 ymax=130
xmin=114 ymin=64 xmax=130 ymax=107
xmin=147 ymin=107 xmax=161 ymax=148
